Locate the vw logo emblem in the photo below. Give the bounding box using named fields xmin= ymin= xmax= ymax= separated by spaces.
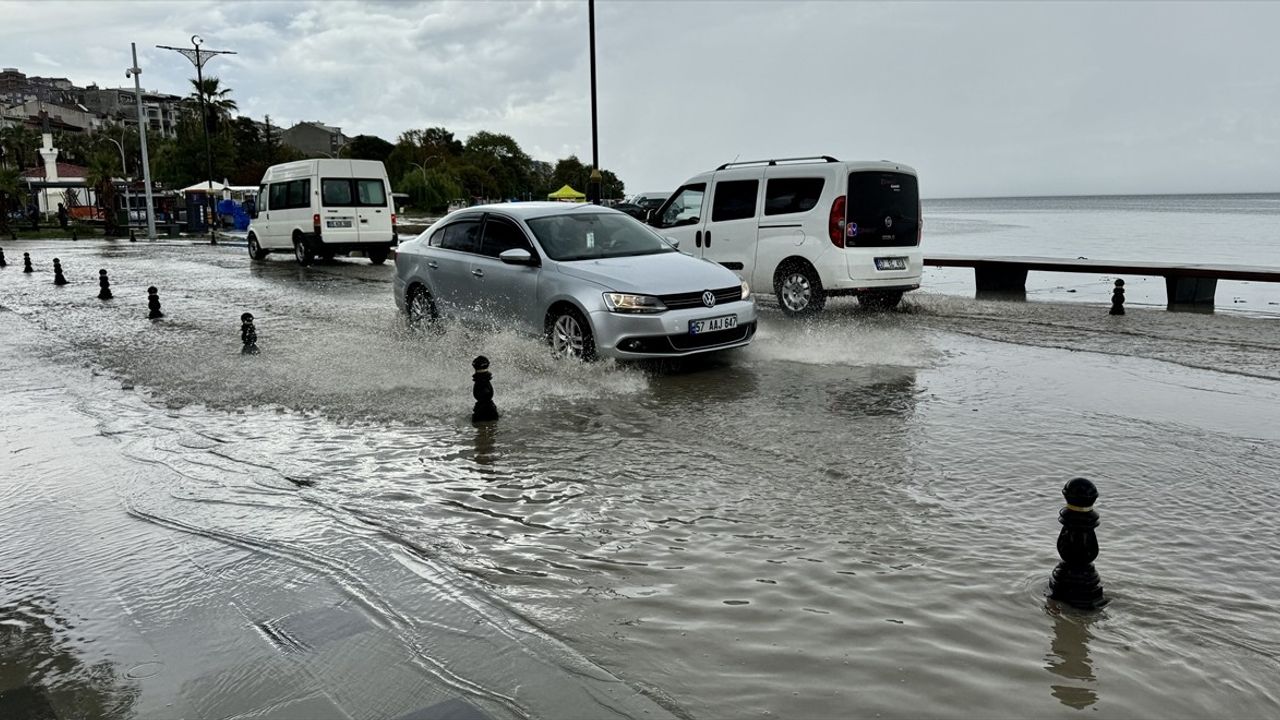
xmin=884 ymin=215 xmax=894 ymax=229
xmin=702 ymin=290 xmax=716 ymax=308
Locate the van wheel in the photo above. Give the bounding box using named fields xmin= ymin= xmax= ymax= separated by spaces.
xmin=547 ymin=307 xmax=597 ymax=361
xmin=859 ymin=291 xmax=903 ymax=310
xmin=775 ymin=261 xmax=825 ymax=316
xmin=247 ymin=234 xmax=267 ymax=261
xmin=293 ymin=235 xmax=313 ymax=267
xmin=368 ymin=248 xmax=388 ymax=265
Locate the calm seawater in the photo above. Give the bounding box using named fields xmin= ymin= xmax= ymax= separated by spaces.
xmin=923 ymin=193 xmax=1280 ymax=313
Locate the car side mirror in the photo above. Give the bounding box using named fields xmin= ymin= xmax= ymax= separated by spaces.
xmin=499 ymin=248 xmax=536 ymax=266
xmin=664 ymin=235 xmax=680 ymax=250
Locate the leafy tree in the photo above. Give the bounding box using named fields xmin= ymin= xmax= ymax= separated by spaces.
xmin=86 ymin=151 xmax=120 ymax=235
xmin=188 ymin=76 xmax=238 ymax=132
xmin=345 ymin=134 xmax=394 ymax=163
xmin=0 ymin=166 xmax=20 ymax=234
xmin=0 ymin=125 xmax=39 ymax=170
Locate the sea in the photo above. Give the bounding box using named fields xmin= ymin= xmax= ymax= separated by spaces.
xmin=921 ymin=193 xmax=1280 ymax=314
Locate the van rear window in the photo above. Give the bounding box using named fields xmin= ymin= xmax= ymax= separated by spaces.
xmin=846 ymin=171 xmax=919 ymax=248
xmin=321 ymin=178 xmax=388 ymax=207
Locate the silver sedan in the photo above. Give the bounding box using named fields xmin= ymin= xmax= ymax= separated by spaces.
xmin=393 ymin=203 xmax=757 ymax=360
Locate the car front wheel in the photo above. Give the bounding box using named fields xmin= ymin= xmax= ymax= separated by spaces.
xmin=548 ymin=308 xmax=596 ymax=361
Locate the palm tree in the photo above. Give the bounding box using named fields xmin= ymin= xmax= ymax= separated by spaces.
xmin=86 ymin=153 xmax=120 ymax=236
xmin=188 ymin=77 xmax=238 ymax=131
xmin=0 ymin=166 xmax=21 ymax=235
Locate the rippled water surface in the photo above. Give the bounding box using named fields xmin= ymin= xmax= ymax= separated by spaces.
xmin=3 ymin=239 xmax=1280 ymax=719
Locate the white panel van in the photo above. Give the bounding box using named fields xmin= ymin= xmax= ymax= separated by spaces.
xmin=649 ymin=157 xmax=922 ymax=314
xmin=246 ymin=159 xmax=397 ymax=266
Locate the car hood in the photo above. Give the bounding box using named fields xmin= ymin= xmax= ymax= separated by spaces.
xmin=554 ymin=252 xmax=741 ymax=294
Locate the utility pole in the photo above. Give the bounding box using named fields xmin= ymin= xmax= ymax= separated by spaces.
xmin=158 ymin=34 xmax=235 ymax=245
xmin=587 ymin=0 xmax=601 ymax=205
xmin=127 ymin=42 xmax=157 ymax=240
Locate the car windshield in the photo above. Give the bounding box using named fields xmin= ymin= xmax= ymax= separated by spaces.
xmin=526 ymin=212 xmax=675 ymax=261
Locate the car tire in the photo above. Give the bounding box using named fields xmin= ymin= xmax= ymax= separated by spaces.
xmin=293 ymin=234 xmax=313 ymax=267
xmin=775 ymin=261 xmax=826 ymax=316
xmin=247 ymin=233 xmax=267 ymax=261
xmin=548 ymin=307 xmax=597 ymax=361
xmin=368 ymin=248 xmax=388 ymax=265
xmin=405 ymin=284 xmax=439 ymax=327
xmin=859 ymin=290 xmax=904 ymax=310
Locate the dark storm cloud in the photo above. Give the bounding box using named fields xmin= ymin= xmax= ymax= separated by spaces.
xmin=4 ymin=0 xmax=1279 ymax=196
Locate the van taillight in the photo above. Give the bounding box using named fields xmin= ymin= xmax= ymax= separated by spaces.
xmin=917 ymin=200 xmax=923 ymax=245
xmin=312 ymin=213 xmax=321 ymax=231
xmin=391 ymin=213 xmax=397 ymax=228
xmin=828 ymin=195 xmax=846 ymax=248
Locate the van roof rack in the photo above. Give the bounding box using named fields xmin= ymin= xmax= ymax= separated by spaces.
xmin=716 ymin=156 xmax=839 ymax=171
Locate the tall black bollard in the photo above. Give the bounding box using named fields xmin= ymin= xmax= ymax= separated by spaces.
xmin=72 ymin=227 xmax=78 ymax=242
xmin=471 ymin=355 xmax=500 ymax=423
xmin=1109 ymin=279 xmax=1125 ymax=316
xmin=1048 ymin=478 xmax=1108 ymax=610
xmin=52 ymin=258 xmax=67 ymax=286
xmin=97 ymin=269 xmax=113 ymax=300
xmin=240 ymin=312 xmax=259 ymax=354
xmin=147 ymin=286 xmax=163 ymax=319
xmin=23 ymin=252 xmax=33 ymax=273
xmin=0 ymin=247 xmax=6 ymax=268
xmin=129 ymin=229 xmax=136 ymax=242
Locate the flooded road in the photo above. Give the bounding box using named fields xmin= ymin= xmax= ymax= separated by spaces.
xmin=3 ymin=239 xmax=1280 ymax=719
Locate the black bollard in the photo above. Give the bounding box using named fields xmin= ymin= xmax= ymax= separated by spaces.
xmin=1109 ymin=279 xmax=1125 ymax=316
xmin=52 ymin=258 xmax=67 ymax=285
xmin=72 ymin=228 xmax=78 ymax=242
xmin=1048 ymin=478 xmax=1108 ymax=610
xmin=97 ymin=269 xmax=113 ymax=300
xmin=471 ymin=355 xmax=500 ymax=423
xmin=129 ymin=229 xmax=136 ymax=242
xmin=240 ymin=312 xmax=259 ymax=354
xmin=0 ymin=247 xmax=6 ymax=268
xmin=147 ymin=286 xmax=163 ymax=319
xmin=23 ymin=252 xmax=33 ymax=273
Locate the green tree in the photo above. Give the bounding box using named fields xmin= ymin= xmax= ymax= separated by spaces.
xmin=189 ymin=76 xmax=238 ymax=132
xmin=345 ymin=134 xmax=394 ymax=163
xmin=0 ymin=125 xmax=39 ymax=170
xmin=86 ymin=150 xmax=121 ymax=235
xmin=0 ymin=165 xmax=21 ymax=234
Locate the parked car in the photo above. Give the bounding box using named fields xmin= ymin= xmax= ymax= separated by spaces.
xmin=393 ymin=202 xmax=757 ymax=360
xmin=616 ymin=191 xmax=672 ymax=221
xmin=648 ymin=156 xmax=922 ymax=315
xmin=246 ymin=159 xmax=398 ymax=266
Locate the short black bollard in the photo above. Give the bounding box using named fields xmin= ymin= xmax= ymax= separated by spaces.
xmin=129 ymin=229 xmax=136 ymax=242
xmin=72 ymin=228 xmax=78 ymax=242
xmin=1048 ymin=477 xmax=1108 ymax=610
xmin=147 ymin=286 xmax=163 ymax=319
xmin=23 ymin=252 xmax=33 ymax=273
xmin=240 ymin=312 xmax=259 ymax=354
xmin=97 ymin=269 xmax=113 ymax=300
xmin=0 ymin=247 xmax=6 ymax=268
xmin=52 ymin=258 xmax=67 ymax=285
xmin=1109 ymin=279 xmax=1125 ymax=316
xmin=471 ymin=355 xmax=499 ymax=423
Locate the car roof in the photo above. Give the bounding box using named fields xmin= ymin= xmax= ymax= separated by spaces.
xmin=453 ymin=202 xmax=624 ymax=221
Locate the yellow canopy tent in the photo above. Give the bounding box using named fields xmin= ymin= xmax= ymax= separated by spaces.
xmin=547 ymin=184 xmax=587 ymax=202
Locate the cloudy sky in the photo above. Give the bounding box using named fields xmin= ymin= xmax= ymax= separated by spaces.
xmin=5 ymin=0 xmax=1279 ymax=198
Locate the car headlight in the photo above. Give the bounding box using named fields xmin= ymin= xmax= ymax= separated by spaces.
xmin=603 ymin=292 xmax=667 ymax=314
xmin=740 ymin=281 xmax=751 ymax=300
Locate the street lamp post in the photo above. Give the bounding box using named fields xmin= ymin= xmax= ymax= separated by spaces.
xmin=158 ymin=34 xmax=235 ymax=245
xmin=106 ymin=136 xmax=130 ymax=233
xmin=126 ymin=42 xmax=157 ymax=241
xmin=587 ymin=0 xmax=601 ymax=205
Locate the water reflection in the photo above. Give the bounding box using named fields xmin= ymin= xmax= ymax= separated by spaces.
xmin=1044 ymin=604 xmax=1099 ymax=710
xmin=0 ymin=596 xmax=138 ymax=719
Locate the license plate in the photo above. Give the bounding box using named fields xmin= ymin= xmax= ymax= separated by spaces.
xmin=689 ymin=315 xmax=737 ymax=335
xmin=875 ymin=256 xmax=907 ymax=271
xmin=327 ymin=219 xmax=353 ymax=228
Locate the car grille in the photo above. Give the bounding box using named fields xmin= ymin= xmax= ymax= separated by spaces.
xmin=658 ymin=285 xmax=742 ymax=310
